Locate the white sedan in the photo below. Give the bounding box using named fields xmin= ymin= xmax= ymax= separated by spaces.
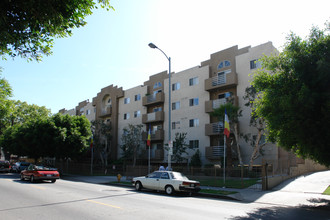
xmin=132 ymin=171 xmax=201 ymax=195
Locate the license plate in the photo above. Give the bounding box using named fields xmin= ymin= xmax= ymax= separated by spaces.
xmin=190 ymin=184 xmax=195 ymax=187
xmin=47 ymin=174 xmax=52 ymax=177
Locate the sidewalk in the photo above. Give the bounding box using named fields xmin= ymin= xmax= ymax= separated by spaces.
xmin=61 ymin=170 xmax=330 ymax=207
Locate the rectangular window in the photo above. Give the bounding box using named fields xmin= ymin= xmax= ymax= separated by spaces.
xmin=86 ymin=109 xmax=91 ymax=115
xmin=189 ymin=77 xmax=198 ymax=86
xmin=135 ymin=94 xmax=141 ymax=101
xmin=189 ymin=98 xmax=199 ymax=106
xmin=250 ymin=59 xmax=262 ymax=69
xmin=172 ymin=121 xmax=180 ymax=130
xmin=134 ymin=110 xmax=140 ymax=118
xmin=124 ymin=98 xmax=130 ymax=104
xmin=124 ymin=113 xmax=130 ymax=120
xmin=153 ymin=107 xmax=162 ymax=112
xmin=172 ymin=82 xmax=180 ymax=91
xmin=172 ymin=101 xmax=180 ymax=110
xmin=189 ymin=140 xmax=199 ymax=149
xmin=189 ymin=119 xmax=199 ymax=127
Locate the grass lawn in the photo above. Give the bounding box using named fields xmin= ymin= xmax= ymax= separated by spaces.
xmin=198 ymin=178 xmax=259 ymax=189
xmin=323 ymin=186 xmax=330 ymax=195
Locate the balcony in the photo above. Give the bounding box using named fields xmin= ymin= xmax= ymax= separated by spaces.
xmin=205 ymin=146 xmax=224 ymax=160
xmin=142 ymin=111 xmax=165 ymax=124
xmin=142 ymin=129 xmax=165 ymax=141
xmin=142 ymin=149 xmax=164 ymax=160
xmin=100 ymin=106 xmax=112 ymax=117
xmin=205 ymin=72 xmax=238 ymax=91
xmin=205 ymin=96 xmax=238 ymax=113
xmin=205 ymin=122 xmax=223 ymax=136
xmin=142 ymin=92 xmax=165 ymax=106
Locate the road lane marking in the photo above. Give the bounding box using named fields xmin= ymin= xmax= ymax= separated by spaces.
xmin=87 ymin=200 xmax=122 ymax=209
xmin=30 ymin=185 xmax=46 ymax=190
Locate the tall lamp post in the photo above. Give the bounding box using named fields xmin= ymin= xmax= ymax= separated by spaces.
xmin=148 ymin=43 xmax=172 ymax=170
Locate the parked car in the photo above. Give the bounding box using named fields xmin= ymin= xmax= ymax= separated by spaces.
xmin=132 ymin=171 xmax=201 ymax=195
xmin=12 ymin=162 xmax=31 ymax=173
xmin=20 ymin=164 xmax=60 ymax=183
xmin=0 ymin=160 xmax=11 ymax=173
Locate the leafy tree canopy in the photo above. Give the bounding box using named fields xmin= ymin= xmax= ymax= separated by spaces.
xmin=0 ymin=0 xmax=113 ymax=61
xmin=251 ymin=23 xmax=330 ymax=166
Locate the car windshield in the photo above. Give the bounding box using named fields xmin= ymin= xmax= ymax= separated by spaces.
xmin=171 ymin=172 xmax=189 ymax=180
xmin=34 ymin=166 xmax=57 ymax=171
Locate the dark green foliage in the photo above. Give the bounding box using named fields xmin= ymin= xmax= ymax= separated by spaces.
xmin=171 ymin=132 xmax=189 ymax=163
xmin=190 ymin=149 xmax=202 ymax=167
xmin=0 ymin=113 xmax=92 ymax=160
xmin=0 ymin=0 xmax=113 ymax=61
xmin=252 ymin=23 xmax=330 ymax=166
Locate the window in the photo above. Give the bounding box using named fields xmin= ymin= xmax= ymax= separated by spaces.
xmin=189 ymin=98 xmax=199 ymax=106
xmin=135 ymin=94 xmax=141 ymax=101
xmin=189 ymin=119 xmax=199 ymax=127
xmin=124 ymin=98 xmax=130 ymax=104
xmin=218 ymin=92 xmax=232 ymax=99
xmin=153 ymin=107 xmax=162 ymax=112
xmin=172 ymin=101 xmax=180 ymax=110
xmin=153 ymin=89 xmax=162 ymax=95
xmin=217 ymin=60 xmax=231 ymax=69
xmin=189 ymin=77 xmax=198 ymax=86
xmin=250 ymin=59 xmax=262 ymax=69
xmin=189 ymin=140 xmax=199 ymax=149
xmin=153 ymin=82 xmax=162 ymax=89
xmin=86 ymin=109 xmax=91 ymax=115
xmin=134 ymin=110 xmax=141 ymax=118
xmin=124 ymin=113 xmax=130 ymax=120
xmin=172 ymin=121 xmax=180 ymax=130
xmin=172 ymin=82 xmax=180 ymax=91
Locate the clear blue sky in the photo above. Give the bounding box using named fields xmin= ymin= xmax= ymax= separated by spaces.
xmin=1 ymin=0 xmax=329 ymax=113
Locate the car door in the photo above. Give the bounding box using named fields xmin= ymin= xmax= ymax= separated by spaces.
xmin=158 ymin=172 xmax=172 ymax=190
xmin=143 ymin=172 xmax=162 ymax=190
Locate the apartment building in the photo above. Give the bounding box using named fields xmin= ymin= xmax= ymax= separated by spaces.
xmin=60 ymin=41 xmax=284 ymax=166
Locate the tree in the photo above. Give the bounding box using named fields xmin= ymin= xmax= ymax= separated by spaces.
xmin=91 ymin=119 xmax=112 ymax=167
xmin=120 ymin=124 xmax=144 ymax=167
xmin=0 ymin=0 xmax=113 ymax=61
xmin=211 ymin=102 xmax=243 ymax=165
xmin=190 ymin=149 xmax=202 ymax=167
xmin=1 ymin=114 xmax=92 ymax=161
xmin=242 ymin=86 xmax=271 ymax=169
xmin=251 ymin=23 xmax=330 ymax=166
xmin=171 ymin=132 xmax=189 ymax=164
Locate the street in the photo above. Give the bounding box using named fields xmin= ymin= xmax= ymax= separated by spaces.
xmin=0 ymin=173 xmax=329 ymax=220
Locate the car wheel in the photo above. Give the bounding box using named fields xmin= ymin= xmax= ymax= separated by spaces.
xmin=20 ymin=174 xmax=24 ymax=181
xmin=165 ymin=185 xmax=174 ymax=195
xmin=30 ymin=175 xmax=35 ymax=183
xmin=51 ymin=179 xmax=56 ymax=183
xmin=135 ymin=181 xmax=142 ymax=191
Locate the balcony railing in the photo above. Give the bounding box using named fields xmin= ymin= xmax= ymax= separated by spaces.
xmin=205 ymin=72 xmax=238 ymax=91
xmin=142 ymin=111 xmax=165 ymax=124
xmin=142 ymin=130 xmax=165 ymax=141
xmin=205 ymin=96 xmax=238 ymax=113
xmin=141 ymin=149 xmax=164 ymax=160
xmin=142 ymin=92 xmax=165 ymax=106
xmin=205 ymin=122 xmax=224 ymax=136
xmin=100 ymin=106 xmax=112 ymax=117
xmin=205 ymin=146 xmax=224 ymax=160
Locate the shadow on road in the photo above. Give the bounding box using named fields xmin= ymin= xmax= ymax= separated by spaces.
xmin=230 ymin=198 xmax=330 ymax=220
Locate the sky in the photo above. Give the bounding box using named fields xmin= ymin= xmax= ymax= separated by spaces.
xmin=1 ymin=0 xmax=329 ymax=114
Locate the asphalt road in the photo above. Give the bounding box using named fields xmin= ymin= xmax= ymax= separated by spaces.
xmin=0 ymin=173 xmax=329 ymax=220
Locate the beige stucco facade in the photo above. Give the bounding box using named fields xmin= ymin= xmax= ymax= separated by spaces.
xmin=59 ymin=41 xmax=303 ymax=167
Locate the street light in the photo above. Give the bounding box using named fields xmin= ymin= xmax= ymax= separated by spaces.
xmin=148 ymin=42 xmax=172 ymax=170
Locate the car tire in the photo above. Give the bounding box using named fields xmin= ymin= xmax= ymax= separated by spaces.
xmin=51 ymin=179 xmax=56 ymax=183
xmin=30 ymin=175 xmax=35 ymax=183
xmin=135 ymin=181 xmax=142 ymax=191
xmin=20 ymin=174 xmax=24 ymax=181
xmin=165 ymin=185 xmax=174 ymax=195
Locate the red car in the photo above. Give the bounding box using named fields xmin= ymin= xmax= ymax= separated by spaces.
xmin=20 ymin=164 xmax=60 ymax=183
